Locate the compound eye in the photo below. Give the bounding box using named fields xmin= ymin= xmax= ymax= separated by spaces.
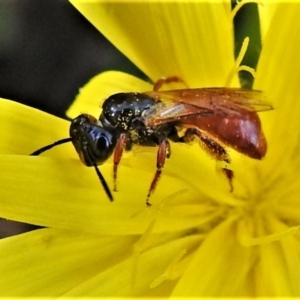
xmin=97 ymin=135 xmax=109 ymax=150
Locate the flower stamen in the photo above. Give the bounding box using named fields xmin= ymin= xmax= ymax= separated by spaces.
xmin=238 ymin=218 xmax=300 ymax=247
xmin=150 ymin=249 xmax=187 ymax=289
xmin=131 ymin=218 xmax=156 ymax=288
xmin=225 ymin=37 xmax=252 ymax=87
xmin=130 ymin=189 xmax=188 ymax=287
xmin=231 ymin=0 xmax=264 ymax=20
xmin=238 ymin=65 xmax=256 ymax=78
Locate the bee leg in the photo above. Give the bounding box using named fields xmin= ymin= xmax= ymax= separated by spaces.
xmin=222 ymin=168 xmax=234 ymax=192
xmin=146 ymin=139 xmax=171 ymax=207
xmin=153 ymin=76 xmax=189 ymax=91
xmin=182 ymin=128 xmax=234 ymax=192
xmin=113 ymin=133 xmax=128 ymax=192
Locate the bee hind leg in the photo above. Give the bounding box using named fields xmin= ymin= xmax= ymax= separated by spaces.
xmin=181 ymin=128 xmax=234 ymax=192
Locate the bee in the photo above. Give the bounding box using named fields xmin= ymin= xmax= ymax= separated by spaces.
xmin=31 ymin=77 xmax=272 ymax=206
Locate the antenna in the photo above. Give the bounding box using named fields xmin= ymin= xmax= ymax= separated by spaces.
xmin=30 ymin=137 xmax=114 ymax=202
xmin=30 ymin=138 xmax=73 ymax=156
xmin=92 ymin=161 xmax=113 ymax=201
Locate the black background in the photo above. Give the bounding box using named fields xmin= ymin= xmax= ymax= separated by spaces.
xmin=0 ymin=0 xmax=146 ymax=119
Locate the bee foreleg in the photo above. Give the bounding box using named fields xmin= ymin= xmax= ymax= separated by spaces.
xmin=181 ymin=128 xmax=234 ymax=192
xmin=146 ymin=139 xmax=171 ymax=206
xmin=113 ymin=133 xmax=128 ymax=192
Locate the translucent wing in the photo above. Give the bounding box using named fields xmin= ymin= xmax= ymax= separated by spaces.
xmin=143 ymin=88 xmax=273 ymax=125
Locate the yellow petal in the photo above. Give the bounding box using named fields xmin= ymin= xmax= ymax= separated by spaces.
xmin=0 ymin=98 xmax=75 ymax=158
xmin=254 ymin=3 xmax=300 ymax=179
xmin=0 ymin=154 xmax=221 ymax=235
xmin=0 ymin=228 xmax=136 ymax=296
xmin=172 ymin=216 xmax=253 ymax=296
xmin=69 ymin=1 xmax=237 ymax=87
xmin=258 ymin=1 xmax=279 ymax=39
xmin=61 ymin=233 xmax=201 ymax=297
xmin=256 ymin=216 xmax=300 ymax=296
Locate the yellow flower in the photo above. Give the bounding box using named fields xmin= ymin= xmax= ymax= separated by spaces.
xmin=0 ymin=1 xmax=300 ymax=297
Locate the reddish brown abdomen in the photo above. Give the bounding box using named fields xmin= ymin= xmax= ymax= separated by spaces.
xmin=181 ymin=111 xmax=267 ymax=159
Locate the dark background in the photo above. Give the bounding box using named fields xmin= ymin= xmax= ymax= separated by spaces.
xmin=0 ymin=0 xmax=146 ymax=119
xmin=0 ymin=0 xmax=260 ymax=237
